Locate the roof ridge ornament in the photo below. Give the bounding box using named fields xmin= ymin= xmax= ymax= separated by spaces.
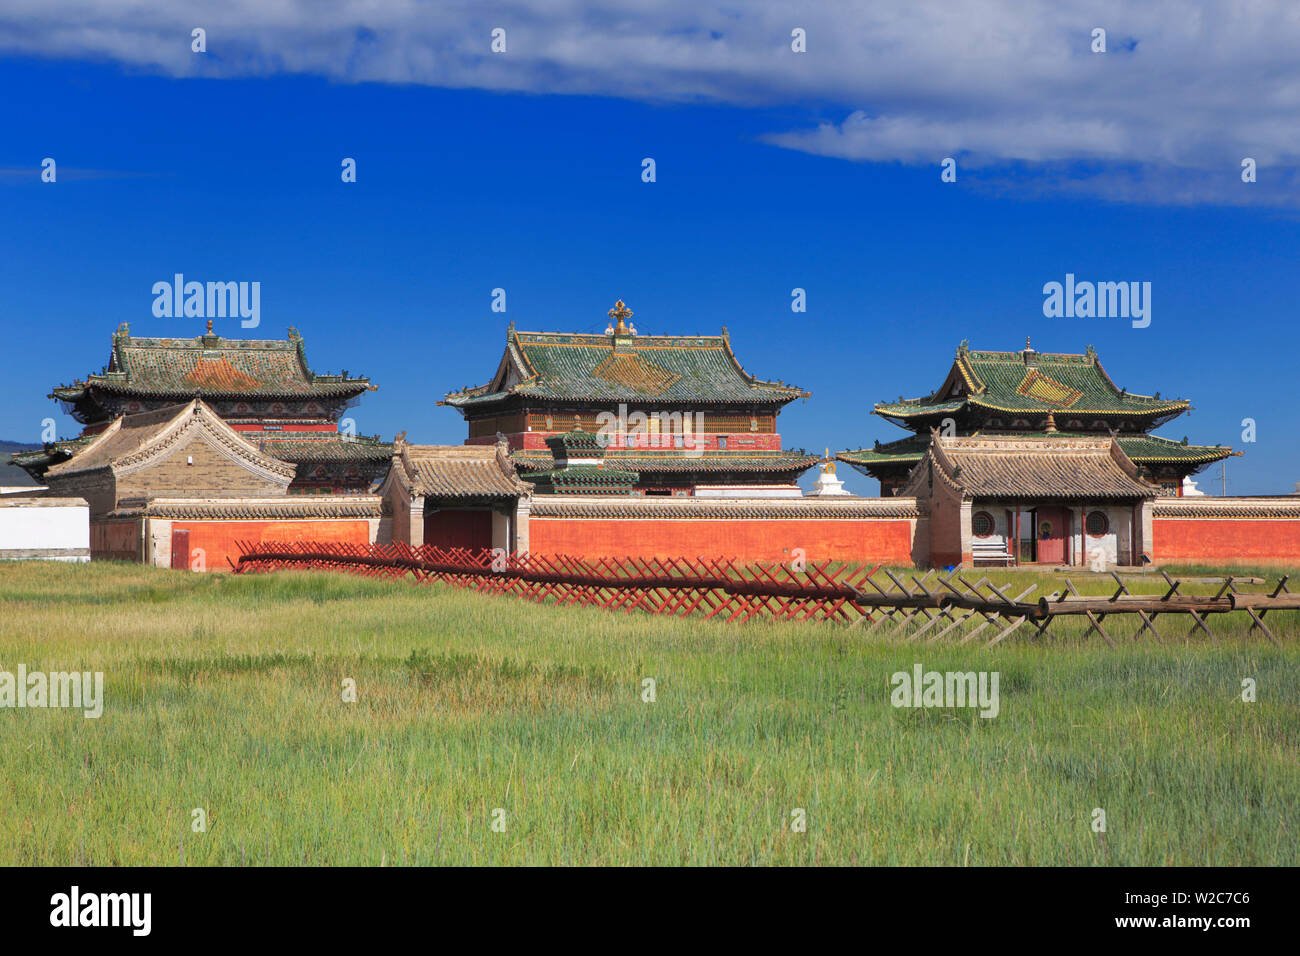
xmin=607 ymin=299 xmax=635 ymax=336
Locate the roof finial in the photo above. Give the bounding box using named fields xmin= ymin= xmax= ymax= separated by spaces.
xmin=1045 ymin=412 xmax=1058 ymax=433
xmin=608 ymin=299 xmax=634 ymax=335
xmin=206 ymin=319 xmax=214 ymax=334
xmin=1026 ymin=335 xmax=1031 ymax=350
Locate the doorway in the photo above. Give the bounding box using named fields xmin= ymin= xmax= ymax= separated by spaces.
xmin=1035 ymin=506 xmax=1069 ymax=565
xmin=424 ymin=508 xmax=493 ymax=552
xmin=170 ymin=528 xmax=191 ymax=570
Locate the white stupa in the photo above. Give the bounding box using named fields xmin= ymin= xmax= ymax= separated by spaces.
xmin=807 ymin=449 xmax=852 ymax=497
xmin=1181 ymin=476 xmax=1207 ymax=497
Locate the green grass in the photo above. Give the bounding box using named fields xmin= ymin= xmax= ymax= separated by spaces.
xmin=0 ymin=560 xmax=1297 ymax=865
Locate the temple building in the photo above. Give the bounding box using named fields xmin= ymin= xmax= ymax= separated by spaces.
xmin=441 ymin=301 xmax=819 ymax=495
xmin=36 ymin=398 xmax=384 ymax=566
xmin=901 ymin=434 xmax=1159 ymax=567
xmin=377 ymin=435 xmax=533 ymax=553
xmin=838 ymin=340 xmax=1233 ymax=497
xmin=13 ymin=322 xmax=392 ymax=494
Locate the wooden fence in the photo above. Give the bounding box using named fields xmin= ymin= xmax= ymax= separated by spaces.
xmin=230 ymin=541 xmax=1298 ymax=645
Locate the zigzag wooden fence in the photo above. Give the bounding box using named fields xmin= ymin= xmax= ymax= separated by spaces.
xmin=230 ymin=541 xmax=1298 ymax=645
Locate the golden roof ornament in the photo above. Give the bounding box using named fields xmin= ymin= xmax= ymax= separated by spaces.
xmin=607 ymin=299 xmax=634 ymax=335
xmin=822 ymin=447 xmax=837 ymax=474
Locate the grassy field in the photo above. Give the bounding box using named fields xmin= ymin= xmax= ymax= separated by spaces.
xmin=0 ymin=559 xmax=1297 ymax=865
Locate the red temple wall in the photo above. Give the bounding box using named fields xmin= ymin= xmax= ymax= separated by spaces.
xmin=172 ymin=519 xmax=373 ymax=571
xmin=528 ymin=516 xmax=915 ymax=563
xmin=466 ymin=432 xmax=786 ymax=452
xmin=1152 ymin=517 xmax=1300 ymax=563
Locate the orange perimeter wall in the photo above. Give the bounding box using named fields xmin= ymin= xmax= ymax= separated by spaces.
xmin=528 ymin=517 xmax=915 ymax=563
xmin=1152 ymin=518 xmax=1300 ymax=563
xmin=172 ymin=519 xmax=372 ymax=571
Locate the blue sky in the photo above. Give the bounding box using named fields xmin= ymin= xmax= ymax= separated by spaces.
xmin=1 ymin=3 xmax=1297 ymax=495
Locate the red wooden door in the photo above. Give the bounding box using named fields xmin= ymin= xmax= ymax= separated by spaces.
xmin=1035 ymin=507 xmax=1068 ymax=565
xmin=170 ymin=529 xmax=191 ymax=570
xmin=424 ymin=509 xmax=493 ymax=552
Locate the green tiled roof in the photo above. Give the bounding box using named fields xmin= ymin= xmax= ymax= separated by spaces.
xmin=876 ymin=343 xmax=1190 ymax=424
xmin=1112 ymin=433 xmax=1233 ymax=464
xmin=444 ymin=323 xmax=808 ymax=407
xmin=51 ymin=325 xmax=373 ymax=402
xmin=526 ymin=462 xmax=640 ymax=495
xmin=839 ymin=431 xmax=1232 ymax=470
xmin=546 ymin=430 xmax=605 ymax=455
xmin=7 ymin=434 xmax=99 ymax=480
xmin=250 ymin=432 xmax=393 ymax=462
xmin=838 ymin=434 xmax=930 ymax=465
xmin=526 ymin=463 xmax=640 ymax=480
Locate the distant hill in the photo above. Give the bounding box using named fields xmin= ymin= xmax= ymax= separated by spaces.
xmin=0 ymin=440 xmax=42 ymax=487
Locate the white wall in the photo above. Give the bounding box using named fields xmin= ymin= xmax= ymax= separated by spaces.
xmin=491 ymin=508 xmax=511 ymax=553
xmin=970 ymin=507 xmax=1010 ymax=551
xmin=1072 ymin=505 xmax=1135 ymax=567
xmin=0 ymin=497 xmax=90 ymax=562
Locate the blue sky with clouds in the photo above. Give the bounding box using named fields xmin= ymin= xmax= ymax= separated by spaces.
xmin=1 ymin=2 xmax=1297 ymax=494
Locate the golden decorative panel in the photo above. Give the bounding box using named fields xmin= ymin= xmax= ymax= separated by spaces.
xmin=1015 ymin=369 xmax=1083 ymax=408
xmin=592 ymin=353 xmax=681 ymax=395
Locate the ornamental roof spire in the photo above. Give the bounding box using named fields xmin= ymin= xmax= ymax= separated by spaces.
xmin=606 ymin=299 xmax=635 ymax=336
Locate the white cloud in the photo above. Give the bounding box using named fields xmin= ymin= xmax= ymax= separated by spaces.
xmin=2 ymin=0 xmax=1298 ymax=204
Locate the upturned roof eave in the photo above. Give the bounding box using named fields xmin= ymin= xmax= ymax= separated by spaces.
xmin=873 ymin=397 xmax=1191 ymax=421
xmin=67 ymin=377 xmax=372 ymax=398
xmin=840 ymin=433 xmax=1232 ymax=469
